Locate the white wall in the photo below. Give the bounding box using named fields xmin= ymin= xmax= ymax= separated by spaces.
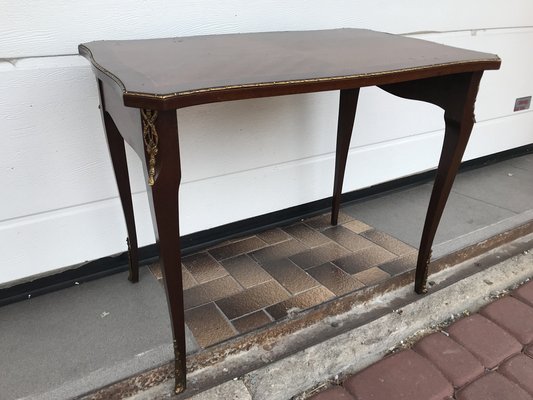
xmin=1 ymin=1 xmax=532 ymax=285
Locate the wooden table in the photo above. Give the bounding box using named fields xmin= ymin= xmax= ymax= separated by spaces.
xmin=79 ymin=29 xmax=500 ymax=394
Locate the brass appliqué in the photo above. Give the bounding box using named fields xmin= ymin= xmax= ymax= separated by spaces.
xmin=173 ymin=340 xmax=186 ymax=394
xmin=141 ymin=109 xmax=159 ymax=186
xmin=126 ymin=237 xmax=134 ymax=281
xmin=420 ymin=249 xmax=433 ymax=294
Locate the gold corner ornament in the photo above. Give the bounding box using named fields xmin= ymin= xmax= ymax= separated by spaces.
xmin=141 ymin=109 xmax=159 ymax=186
xmin=420 ymin=249 xmax=433 ymax=294
xmin=175 ymin=383 xmax=185 ymax=395
xmin=126 ymin=237 xmax=133 ymax=268
xmin=173 ymin=340 xmax=186 ymax=394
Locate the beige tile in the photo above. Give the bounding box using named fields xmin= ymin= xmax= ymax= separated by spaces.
xmin=185 ymin=303 xmax=235 ymax=348
xmin=305 ymin=212 xmax=353 ymax=231
xmin=307 ymin=262 xmax=365 ymax=295
xmin=184 ymin=275 xmax=242 ymax=310
xmin=232 ymin=310 xmax=273 ymax=334
xmin=216 ymin=280 xmax=290 ymax=320
xmin=283 ymin=223 xmax=330 ymax=247
xmin=148 ymin=262 xmax=163 ymax=280
xmin=343 ymin=219 xmax=372 ymax=234
xmin=221 ymin=254 xmax=272 ymax=288
xmin=266 ymin=286 xmax=335 ymax=320
xmin=333 ymin=246 xmax=396 ymax=274
xmin=208 ymin=236 xmax=267 ymax=261
xmin=257 ymin=228 xmax=291 ymax=245
xmin=353 ymin=267 xmax=391 ymax=286
xmin=379 ymin=252 xmax=417 ymax=276
xmin=149 ymin=262 xmax=198 ymax=289
xmin=322 ymin=225 xmax=374 ymax=252
xmin=181 ymin=268 xmax=198 ymax=290
xmin=289 ymin=242 xmax=350 ymax=270
xmin=182 ymin=252 xmax=227 ymax=284
xmin=362 ymin=229 xmax=416 ymax=256
xmin=250 ymin=239 xmax=308 ymax=265
xmin=261 ymin=258 xmax=319 ymax=294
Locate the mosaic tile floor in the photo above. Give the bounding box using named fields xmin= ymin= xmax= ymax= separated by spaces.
xmin=150 ymin=211 xmax=417 ymax=349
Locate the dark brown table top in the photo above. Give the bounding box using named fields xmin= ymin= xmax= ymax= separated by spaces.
xmin=80 ymin=28 xmax=500 ymax=109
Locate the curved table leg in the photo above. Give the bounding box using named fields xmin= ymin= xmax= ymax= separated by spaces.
xmin=331 ymin=88 xmax=360 ymax=225
xmin=380 ymin=71 xmax=483 ymax=294
xmin=141 ymin=109 xmax=187 ymax=394
xmin=98 ymin=80 xmax=140 ymax=283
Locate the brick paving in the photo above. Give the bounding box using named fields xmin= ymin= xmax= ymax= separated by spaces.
xmin=150 ymin=211 xmax=416 ymax=349
xmin=308 ymin=279 xmax=533 ymax=400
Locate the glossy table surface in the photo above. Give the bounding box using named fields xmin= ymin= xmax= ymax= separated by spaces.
xmin=79 ymin=28 xmax=500 ymax=109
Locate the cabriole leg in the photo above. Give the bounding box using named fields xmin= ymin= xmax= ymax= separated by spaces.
xmin=98 ymin=79 xmax=140 ymax=283
xmin=379 ymin=72 xmax=483 ymax=294
xmin=141 ymin=108 xmax=187 ymax=393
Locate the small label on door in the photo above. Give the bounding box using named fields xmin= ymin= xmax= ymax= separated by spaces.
xmin=514 ymin=96 xmax=531 ymax=111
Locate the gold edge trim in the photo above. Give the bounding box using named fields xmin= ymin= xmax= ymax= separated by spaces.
xmin=123 ymin=58 xmax=500 ymax=101
xmin=79 ymin=44 xmax=127 ymax=94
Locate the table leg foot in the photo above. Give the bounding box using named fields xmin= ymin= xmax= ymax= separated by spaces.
xmin=174 ymin=383 xmax=186 ymax=395
xmin=126 ymin=237 xmax=139 ymax=283
xmin=174 ymin=341 xmax=186 ymax=394
xmin=415 ymin=250 xmax=431 ymax=294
